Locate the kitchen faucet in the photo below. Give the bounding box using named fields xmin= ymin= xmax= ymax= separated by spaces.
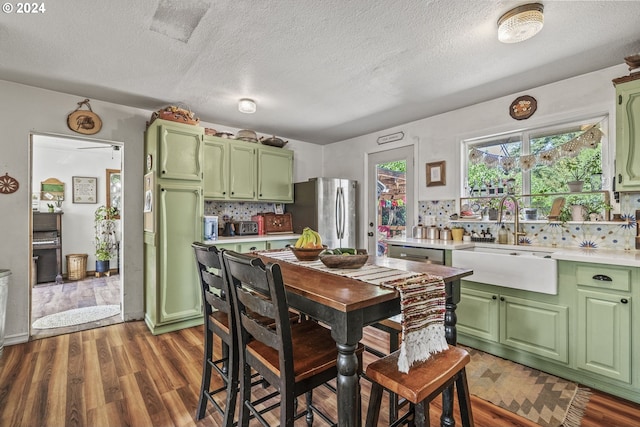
xmin=497 ymin=194 xmax=525 ymax=245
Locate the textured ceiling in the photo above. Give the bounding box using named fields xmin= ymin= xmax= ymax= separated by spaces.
xmin=1 ymin=1 xmax=639 ymax=144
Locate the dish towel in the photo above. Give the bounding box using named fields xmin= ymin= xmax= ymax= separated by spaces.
xmin=256 ymin=250 xmax=448 ymax=373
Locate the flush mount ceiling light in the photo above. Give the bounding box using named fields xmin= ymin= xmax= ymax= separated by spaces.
xmin=498 ymin=3 xmax=544 ymax=43
xmin=238 ymin=98 xmax=257 ymax=114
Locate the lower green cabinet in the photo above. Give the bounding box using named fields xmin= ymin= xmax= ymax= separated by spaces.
xmin=458 ymin=286 xmax=568 ymax=363
xmin=211 ymin=238 xmax=297 ymax=253
xmin=577 ymin=289 xmax=631 ymax=383
xmin=457 ymin=260 xmax=639 ymax=404
xmin=144 ymin=183 xmax=203 ymax=335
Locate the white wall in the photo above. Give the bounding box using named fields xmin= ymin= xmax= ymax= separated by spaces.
xmin=0 ymin=79 xmax=322 ymax=345
xmin=323 ymin=64 xmax=628 ymax=248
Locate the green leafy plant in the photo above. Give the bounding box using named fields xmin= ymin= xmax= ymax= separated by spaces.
xmin=94 ymin=205 xmax=119 ymax=261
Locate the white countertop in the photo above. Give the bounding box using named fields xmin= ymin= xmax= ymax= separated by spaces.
xmin=385 ymin=237 xmax=640 ymax=267
xmin=206 ymin=233 xmax=301 ymax=244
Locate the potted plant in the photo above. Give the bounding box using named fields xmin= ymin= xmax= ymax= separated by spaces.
xmin=94 ymin=205 xmax=119 ymax=273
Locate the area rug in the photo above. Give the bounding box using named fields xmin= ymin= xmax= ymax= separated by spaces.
xmin=32 ymin=305 xmax=120 ymax=329
xmin=464 ymin=346 xmax=591 ymax=427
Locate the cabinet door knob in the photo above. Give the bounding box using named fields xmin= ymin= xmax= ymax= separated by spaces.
xmin=492 ymin=295 xmax=497 ymax=300
xmin=621 ymin=298 xmax=628 ymax=304
xmin=592 ymin=274 xmax=612 ymax=282
xmin=249 ymin=246 xmax=257 ymax=251
xmin=618 ymin=174 xmax=622 ymax=184
xmin=367 ymin=232 xmax=374 ymax=236
xmin=500 ymin=296 xmax=505 ymax=301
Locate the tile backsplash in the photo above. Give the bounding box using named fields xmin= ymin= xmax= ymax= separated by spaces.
xmin=204 ymin=201 xmax=279 ymax=224
xmin=419 ymin=193 xmax=640 ymax=251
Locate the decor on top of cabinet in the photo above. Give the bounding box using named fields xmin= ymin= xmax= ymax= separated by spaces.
xmin=235 ymin=129 xmax=258 ymax=143
xmin=624 ymin=53 xmax=640 ymax=72
xmin=509 ymin=95 xmax=537 ymax=120
xmin=67 ymin=99 xmax=102 ymax=135
xmin=259 ymin=135 xmax=288 ymax=148
xmin=0 ymin=172 xmax=19 ymax=194
xmin=147 ymin=104 xmax=200 ymax=127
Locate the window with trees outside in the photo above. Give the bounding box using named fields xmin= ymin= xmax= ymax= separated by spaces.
xmin=463 ymin=116 xmax=608 ymax=220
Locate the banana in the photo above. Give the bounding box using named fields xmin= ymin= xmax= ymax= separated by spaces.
xmin=294 ymin=234 xmax=306 ymax=248
xmin=311 ymin=229 xmax=322 ymax=246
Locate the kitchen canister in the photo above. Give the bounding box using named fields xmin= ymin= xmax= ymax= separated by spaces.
xmin=440 ymin=228 xmax=452 ymax=241
xmin=426 ymin=226 xmax=440 ymax=240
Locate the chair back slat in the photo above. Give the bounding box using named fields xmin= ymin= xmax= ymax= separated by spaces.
xmin=192 ymin=242 xmax=231 ymax=316
xmin=223 ymin=250 xmax=295 ymax=377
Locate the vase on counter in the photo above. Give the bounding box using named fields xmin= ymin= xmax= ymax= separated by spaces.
xmin=571 ymin=204 xmax=586 ymax=221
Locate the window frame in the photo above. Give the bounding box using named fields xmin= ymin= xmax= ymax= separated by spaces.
xmin=461 ymin=114 xmax=610 ymax=198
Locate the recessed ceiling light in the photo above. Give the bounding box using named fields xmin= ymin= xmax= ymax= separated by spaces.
xmin=238 ymin=98 xmax=257 ymax=114
xmin=498 ymin=3 xmax=544 ymax=44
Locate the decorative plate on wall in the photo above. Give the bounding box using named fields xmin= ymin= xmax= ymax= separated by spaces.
xmin=0 ymin=173 xmax=19 ymax=194
xmin=509 ymin=95 xmax=537 ymax=120
xmin=67 ymin=98 xmax=102 ymax=135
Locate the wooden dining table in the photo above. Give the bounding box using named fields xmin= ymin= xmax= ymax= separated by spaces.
xmin=256 ymin=253 xmax=473 ymax=427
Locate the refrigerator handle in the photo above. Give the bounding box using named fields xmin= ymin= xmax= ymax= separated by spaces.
xmin=336 ymin=187 xmax=345 ymax=239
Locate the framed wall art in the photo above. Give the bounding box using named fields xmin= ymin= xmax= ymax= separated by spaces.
xmin=143 ymin=172 xmax=154 ymax=232
xmin=426 ymin=161 xmax=446 ymax=187
xmin=40 ymin=177 xmax=65 ymax=202
xmin=72 ymin=176 xmax=97 ymax=203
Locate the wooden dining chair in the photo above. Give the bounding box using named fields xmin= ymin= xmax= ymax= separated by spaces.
xmin=365 ymin=345 xmax=474 ymax=427
xmin=223 ymin=250 xmax=363 ymax=427
xmin=192 ymin=242 xmax=239 ymax=426
xmin=193 ymin=243 xmax=302 ymax=425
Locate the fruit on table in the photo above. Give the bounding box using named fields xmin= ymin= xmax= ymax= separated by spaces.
xmin=321 ymin=247 xmax=356 ymax=255
xmin=294 ymin=227 xmax=323 ymax=249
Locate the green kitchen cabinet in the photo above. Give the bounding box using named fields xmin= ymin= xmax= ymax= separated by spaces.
xmin=150 ymin=120 xmax=204 ymax=181
xmin=573 ymin=262 xmax=633 ymax=383
xmin=202 ymin=135 xmax=293 ymax=202
xmin=212 ymin=238 xmax=297 ymax=253
xmin=267 ymin=239 xmax=297 ymax=249
xmin=257 ymin=147 xmax=294 ymax=202
xmin=457 ymin=287 xmax=499 ymax=342
xmin=458 ymin=283 xmax=568 ymax=363
xmin=144 ymin=183 xmax=203 ymax=334
xmin=613 ymin=74 xmax=640 ymax=191
xmin=229 ymin=142 xmax=257 ymax=199
xmin=203 ymin=136 xmax=228 ymax=199
xmin=144 ymin=119 xmax=204 ymax=335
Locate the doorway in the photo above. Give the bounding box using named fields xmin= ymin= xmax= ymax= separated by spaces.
xmin=367 ymin=146 xmax=414 ymax=255
xmin=30 ymin=133 xmax=124 ymax=339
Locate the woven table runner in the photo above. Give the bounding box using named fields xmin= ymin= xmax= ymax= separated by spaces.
xmin=257 ymin=250 xmax=448 ymax=372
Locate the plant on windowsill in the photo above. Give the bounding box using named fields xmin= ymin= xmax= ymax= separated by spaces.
xmin=560 ymin=149 xmax=602 ymax=192
xmin=95 ymin=205 xmax=119 ymax=273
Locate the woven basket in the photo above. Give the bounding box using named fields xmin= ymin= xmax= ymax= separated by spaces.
xmin=66 ymin=254 xmax=88 ymax=281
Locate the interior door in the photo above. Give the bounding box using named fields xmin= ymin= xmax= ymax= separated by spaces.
xmin=367 ymin=146 xmax=414 ymax=255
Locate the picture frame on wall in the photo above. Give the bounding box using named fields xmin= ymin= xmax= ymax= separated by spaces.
xmin=72 ymin=176 xmax=97 ymax=203
xmin=426 ymin=161 xmax=446 ymax=187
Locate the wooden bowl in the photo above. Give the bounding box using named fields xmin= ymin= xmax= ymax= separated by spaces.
xmin=290 ymin=246 xmax=326 ymax=261
xmin=319 ymin=250 xmax=368 ymax=269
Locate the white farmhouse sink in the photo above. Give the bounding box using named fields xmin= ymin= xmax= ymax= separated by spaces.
xmin=451 ymin=246 xmax=558 ymax=295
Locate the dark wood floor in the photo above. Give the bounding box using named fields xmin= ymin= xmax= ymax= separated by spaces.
xmin=31 ymin=274 xmax=122 ymax=339
xmin=1 ymin=321 xmax=639 ymax=426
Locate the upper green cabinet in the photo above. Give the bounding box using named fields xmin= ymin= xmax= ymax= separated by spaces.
xmin=229 ymin=142 xmax=257 ymax=199
xmin=203 ymin=136 xmax=228 ymax=199
xmin=613 ymin=74 xmax=640 ymax=191
xmin=203 ymin=135 xmax=293 ymax=202
xmin=156 ymin=121 xmax=204 ymax=181
xmin=257 ymin=147 xmax=293 ymax=202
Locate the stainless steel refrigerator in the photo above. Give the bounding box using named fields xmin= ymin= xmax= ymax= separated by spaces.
xmin=288 ymin=178 xmax=357 ymax=248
